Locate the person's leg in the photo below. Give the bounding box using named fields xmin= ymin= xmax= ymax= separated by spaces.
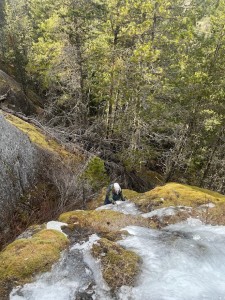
xmin=104 ymin=196 xmax=110 ymax=205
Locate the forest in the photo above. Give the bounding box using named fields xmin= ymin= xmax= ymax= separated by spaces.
xmin=0 ymin=0 xmax=225 ymax=193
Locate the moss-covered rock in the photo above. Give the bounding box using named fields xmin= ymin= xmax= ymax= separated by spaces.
xmin=0 ymin=112 xmax=39 ymax=231
xmin=0 ymin=229 xmax=68 ymax=298
xmin=131 ymin=182 xmax=225 ymax=212
xmin=123 ymin=189 xmax=141 ymax=200
xmin=92 ymin=238 xmax=140 ymax=290
xmin=5 ymin=113 xmax=82 ymax=160
xmin=16 ymin=224 xmax=46 ymax=239
xmin=0 ymin=111 xmax=85 ymax=249
xmin=99 ymin=230 xmax=129 ymax=242
xmin=59 ymin=209 xmax=156 ymax=233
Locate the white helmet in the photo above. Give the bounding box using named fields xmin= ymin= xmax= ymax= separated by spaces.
xmin=113 ymin=183 xmax=121 ymax=194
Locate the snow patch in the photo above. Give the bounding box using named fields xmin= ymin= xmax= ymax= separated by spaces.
xmin=46 ymin=221 xmax=68 ymax=236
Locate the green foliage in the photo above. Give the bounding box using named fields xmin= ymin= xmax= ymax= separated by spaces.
xmin=83 ymin=157 xmax=109 ymax=191
xmin=1 ymin=0 xmax=225 ymax=192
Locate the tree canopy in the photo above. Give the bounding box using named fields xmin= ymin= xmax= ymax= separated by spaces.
xmin=0 ymin=0 xmax=225 ymax=192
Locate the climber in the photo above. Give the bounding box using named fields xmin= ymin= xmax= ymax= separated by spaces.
xmin=104 ymin=182 xmax=125 ymax=205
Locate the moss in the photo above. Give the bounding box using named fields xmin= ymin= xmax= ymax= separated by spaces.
xmin=131 ymin=183 xmax=225 ymax=212
xmin=92 ymin=238 xmax=140 ymax=290
xmin=0 ymin=229 xmax=69 ymax=294
xmin=4 ymin=113 xmax=82 ymax=160
xmin=58 ymin=209 xmax=156 ymax=233
xmin=82 ymin=157 xmax=110 ymax=191
xmin=123 ymin=189 xmax=140 ymax=200
xmin=100 ymin=230 xmax=129 ymax=242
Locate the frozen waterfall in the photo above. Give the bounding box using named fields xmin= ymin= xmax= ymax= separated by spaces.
xmin=10 ymin=202 xmax=225 ymax=300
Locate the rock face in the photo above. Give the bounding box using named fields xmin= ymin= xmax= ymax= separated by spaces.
xmin=0 ymin=70 xmax=42 ymax=115
xmin=0 ymin=112 xmax=38 ymax=228
xmin=0 ymin=111 xmax=85 ymax=241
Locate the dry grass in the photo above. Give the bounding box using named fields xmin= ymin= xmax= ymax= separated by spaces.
xmin=137 ymin=169 xmax=164 ymax=186
xmin=163 ymin=203 xmax=225 ymax=227
xmin=86 ymin=187 xmax=107 ymax=210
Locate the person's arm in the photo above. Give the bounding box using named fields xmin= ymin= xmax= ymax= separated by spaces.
xmin=107 ymin=185 xmax=115 ymax=204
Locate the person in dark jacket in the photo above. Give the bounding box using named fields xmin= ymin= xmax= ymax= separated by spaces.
xmin=104 ymin=183 xmax=125 ymax=205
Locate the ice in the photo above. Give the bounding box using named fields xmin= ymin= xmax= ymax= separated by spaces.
xmin=96 ymin=200 xmax=141 ymax=215
xmin=142 ymin=206 xmax=192 ymax=219
xmin=10 ymin=250 xmax=87 ymax=300
xmin=71 ymin=233 xmax=100 ymax=251
xmin=10 ymin=206 xmax=225 ymax=300
xmin=118 ymin=221 xmax=225 ymax=300
xmin=10 ymin=234 xmax=112 ymax=300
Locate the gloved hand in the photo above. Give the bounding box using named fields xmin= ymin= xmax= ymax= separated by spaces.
xmin=111 ymin=200 xmax=116 ymax=205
